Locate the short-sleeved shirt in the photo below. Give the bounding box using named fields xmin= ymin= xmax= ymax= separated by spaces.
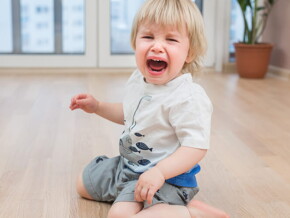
xmin=119 ymin=70 xmax=213 ymax=174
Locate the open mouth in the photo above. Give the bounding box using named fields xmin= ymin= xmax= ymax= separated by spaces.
xmin=146 ymin=59 xmax=168 ymax=73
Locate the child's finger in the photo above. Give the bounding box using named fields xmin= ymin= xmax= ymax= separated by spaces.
xmin=76 ymin=93 xmax=88 ymax=100
xmin=70 ymin=102 xmax=79 ymax=110
xmin=134 ymin=184 xmax=143 ymax=202
xmin=70 ymin=97 xmax=76 ymax=106
xmin=134 ymin=188 xmax=141 ymax=202
xmin=146 ymin=188 xmax=156 ymax=205
xmin=76 ymin=99 xmax=88 ymax=107
xmin=140 ymin=187 xmax=149 ymax=201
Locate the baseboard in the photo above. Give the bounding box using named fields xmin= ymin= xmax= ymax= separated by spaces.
xmin=222 ymin=63 xmax=290 ymax=80
xmin=269 ymin=66 xmax=290 ymax=79
xmin=222 ymin=62 xmax=236 ymax=74
xmin=1 ymin=65 xmax=289 ymax=79
xmin=0 ymin=67 xmax=134 ymax=75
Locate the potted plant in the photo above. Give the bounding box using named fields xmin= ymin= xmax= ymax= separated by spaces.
xmin=234 ymin=0 xmax=276 ymax=78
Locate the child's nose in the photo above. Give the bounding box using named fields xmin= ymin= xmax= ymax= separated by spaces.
xmin=151 ymin=41 xmax=164 ymax=53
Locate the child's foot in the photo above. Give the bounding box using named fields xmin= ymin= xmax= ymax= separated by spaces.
xmin=186 ymin=200 xmax=230 ymax=218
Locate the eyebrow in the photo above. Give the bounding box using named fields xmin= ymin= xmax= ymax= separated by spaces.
xmin=166 ymin=32 xmax=181 ymax=37
xmin=137 ymin=26 xmax=153 ymax=34
xmin=138 ymin=28 xmax=181 ymax=37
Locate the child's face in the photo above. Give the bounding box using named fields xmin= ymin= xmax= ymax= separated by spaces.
xmin=135 ymin=22 xmax=191 ymax=85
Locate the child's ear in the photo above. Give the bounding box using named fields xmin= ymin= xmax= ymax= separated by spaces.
xmin=185 ymin=48 xmax=195 ymax=63
xmin=186 ymin=53 xmax=194 ymax=63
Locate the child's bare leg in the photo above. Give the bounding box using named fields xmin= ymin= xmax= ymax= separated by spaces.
xmin=132 ymin=203 xmax=191 ymax=218
xmin=107 ymin=202 xmax=143 ymax=218
xmin=131 ymin=201 xmax=229 ymax=218
xmin=187 ymin=200 xmax=230 ymax=218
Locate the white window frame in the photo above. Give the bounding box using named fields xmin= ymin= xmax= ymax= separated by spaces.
xmin=0 ymin=0 xmax=231 ymax=70
xmin=98 ymin=0 xmax=136 ymax=68
xmin=0 ymin=0 xmax=97 ymax=67
xmin=214 ymin=0 xmax=231 ymax=72
xmin=203 ymin=0 xmax=216 ymax=68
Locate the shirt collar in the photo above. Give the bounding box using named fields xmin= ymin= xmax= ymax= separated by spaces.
xmin=141 ymin=72 xmax=192 ymax=95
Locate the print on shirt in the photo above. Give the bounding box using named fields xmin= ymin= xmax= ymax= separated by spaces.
xmin=136 ymin=142 xmax=153 ymax=152
xmin=129 ymin=146 xmax=141 ymax=153
xmin=134 ymin=132 xmax=145 ymax=137
xmin=120 ymin=95 xmax=153 ymax=167
xmin=127 ymin=160 xmax=137 ymax=166
xmin=119 ymin=134 xmax=143 ymax=165
xmin=119 ymin=134 xmax=151 ymax=166
xmin=129 ymin=95 xmax=152 ymax=131
xmin=137 ymin=159 xmax=151 ymax=166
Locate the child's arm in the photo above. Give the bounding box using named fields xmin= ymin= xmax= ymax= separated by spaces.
xmin=134 ymin=146 xmax=207 ymax=204
xmin=70 ymin=93 xmax=124 ymax=125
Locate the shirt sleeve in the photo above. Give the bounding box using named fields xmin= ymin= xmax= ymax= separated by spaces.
xmin=169 ymin=91 xmax=213 ymax=149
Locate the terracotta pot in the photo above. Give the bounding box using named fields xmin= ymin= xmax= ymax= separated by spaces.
xmin=234 ymin=43 xmax=273 ymax=79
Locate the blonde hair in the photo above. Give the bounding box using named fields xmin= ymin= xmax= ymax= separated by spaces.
xmin=131 ymin=0 xmax=207 ymax=75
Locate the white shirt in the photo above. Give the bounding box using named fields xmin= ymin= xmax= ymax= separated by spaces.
xmin=119 ymin=70 xmax=213 ymax=173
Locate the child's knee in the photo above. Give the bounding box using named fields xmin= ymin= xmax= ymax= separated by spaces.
xmin=107 ymin=208 xmax=120 ymax=218
xmin=107 ymin=205 xmax=126 ymax=218
xmin=107 ymin=202 xmax=142 ymax=218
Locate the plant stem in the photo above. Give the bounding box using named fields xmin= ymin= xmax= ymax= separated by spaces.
xmin=251 ymin=0 xmax=258 ymax=44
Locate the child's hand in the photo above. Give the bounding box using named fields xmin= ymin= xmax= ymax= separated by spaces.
xmin=134 ymin=166 xmax=165 ymax=205
xmin=70 ymin=93 xmax=99 ymax=113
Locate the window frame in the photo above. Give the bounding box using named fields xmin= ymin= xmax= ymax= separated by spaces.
xmin=98 ymin=0 xmax=136 ymax=68
xmin=0 ymin=0 xmax=231 ymax=69
xmin=0 ymin=0 xmax=97 ymax=67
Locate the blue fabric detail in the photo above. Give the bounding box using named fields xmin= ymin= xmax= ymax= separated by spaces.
xmin=165 ymin=164 xmax=201 ymax=187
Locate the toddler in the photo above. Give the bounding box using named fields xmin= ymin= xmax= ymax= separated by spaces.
xmin=70 ymin=0 xmax=229 ymax=217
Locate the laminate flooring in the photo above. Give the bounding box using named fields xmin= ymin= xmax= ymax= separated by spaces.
xmin=0 ymin=71 xmax=289 ymax=218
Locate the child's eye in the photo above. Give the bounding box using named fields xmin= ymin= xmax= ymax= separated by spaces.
xmin=142 ymin=36 xmax=153 ymax=39
xmin=167 ymin=38 xmax=178 ymax=42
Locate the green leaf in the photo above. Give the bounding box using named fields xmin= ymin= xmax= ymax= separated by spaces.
xmin=268 ymin=0 xmax=275 ymax=6
xmin=256 ymin=7 xmax=265 ymax=11
xmin=235 ymin=0 xmax=276 ymax=43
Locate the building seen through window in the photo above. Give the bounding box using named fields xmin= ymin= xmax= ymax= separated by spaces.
xmin=0 ymin=0 xmax=84 ymax=54
xmin=0 ymin=0 xmax=243 ymax=62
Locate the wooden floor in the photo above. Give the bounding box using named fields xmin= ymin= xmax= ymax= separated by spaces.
xmin=0 ymin=71 xmax=289 ymax=218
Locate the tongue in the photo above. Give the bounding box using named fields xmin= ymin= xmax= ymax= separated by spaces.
xmin=148 ymin=60 xmax=167 ymax=71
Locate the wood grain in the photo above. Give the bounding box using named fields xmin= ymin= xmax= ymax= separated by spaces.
xmin=0 ymin=71 xmax=289 ymax=218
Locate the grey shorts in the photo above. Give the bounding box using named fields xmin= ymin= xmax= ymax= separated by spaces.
xmin=82 ymin=155 xmax=199 ymax=209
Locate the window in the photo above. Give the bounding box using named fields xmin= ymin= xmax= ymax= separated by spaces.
xmin=0 ymin=0 xmax=218 ymax=68
xmin=0 ymin=0 xmax=85 ymax=54
xmin=0 ymin=0 xmax=13 ymax=53
xmin=229 ymin=0 xmax=243 ymax=61
xmin=0 ymin=0 xmax=96 ymax=67
xmin=62 ymin=0 xmax=85 ymax=53
xmin=111 ymin=0 xmax=143 ymax=55
xmin=21 ymin=0 xmax=55 ymax=53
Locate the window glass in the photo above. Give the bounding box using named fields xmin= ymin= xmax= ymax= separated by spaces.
xmin=0 ymin=0 xmax=13 ymax=52
xmin=62 ymin=0 xmax=85 ymax=53
xmin=229 ymin=0 xmax=243 ymax=55
xmin=21 ymin=0 xmax=55 ymax=53
xmin=1 ymin=0 xmax=85 ymax=54
xmin=110 ymin=0 xmax=144 ymax=55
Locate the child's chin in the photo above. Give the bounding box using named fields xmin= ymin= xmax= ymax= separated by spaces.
xmin=146 ymin=77 xmax=167 ymax=85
